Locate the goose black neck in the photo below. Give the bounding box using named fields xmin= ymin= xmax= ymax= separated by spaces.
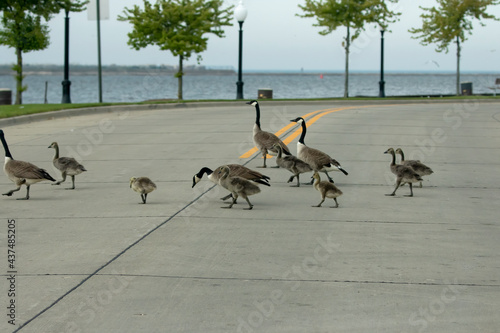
xmin=254 ymin=103 xmax=261 ymax=129
xmin=0 ymin=131 xmax=13 ymax=159
xmin=197 ymin=167 xmax=213 ymax=178
xmin=399 ymin=150 xmax=405 ymax=162
xmin=298 ymin=119 xmax=307 ymax=144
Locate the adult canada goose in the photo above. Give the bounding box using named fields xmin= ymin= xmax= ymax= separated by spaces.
xmin=273 ymin=143 xmax=312 ymax=187
xmin=395 ymin=148 xmax=433 ymax=188
xmin=1 ymin=129 xmax=56 ymax=200
xmin=311 ymin=172 xmax=343 ymax=208
xmin=48 ymin=142 xmax=87 ymax=190
xmin=384 ymin=148 xmax=423 ymax=197
xmin=290 ymin=117 xmax=348 ymax=184
xmin=192 ymin=164 xmax=269 ymax=201
xmin=246 ymin=100 xmax=291 ymax=168
xmin=217 ymin=165 xmax=261 ymax=210
xmin=130 ymin=177 xmax=157 ymax=204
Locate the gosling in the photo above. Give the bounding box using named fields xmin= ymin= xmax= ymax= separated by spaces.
xmin=48 ymin=142 xmax=87 ymax=190
xmin=217 ymin=165 xmax=261 ymax=210
xmin=273 ymin=143 xmax=312 ymax=187
xmin=130 ymin=177 xmax=157 ymax=204
xmin=311 ymin=172 xmax=343 ymax=208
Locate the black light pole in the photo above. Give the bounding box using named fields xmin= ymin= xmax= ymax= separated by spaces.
xmin=61 ymin=9 xmax=71 ymax=104
xmin=378 ymin=29 xmax=385 ymax=98
xmin=96 ymin=0 xmax=103 ymax=103
xmin=235 ymin=1 xmax=247 ymax=100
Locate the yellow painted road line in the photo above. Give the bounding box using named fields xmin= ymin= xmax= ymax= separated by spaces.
xmin=239 ymin=104 xmax=398 ymax=159
xmin=239 ymin=106 xmax=348 ymax=159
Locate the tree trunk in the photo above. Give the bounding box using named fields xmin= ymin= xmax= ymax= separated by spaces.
xmin=15 ymin=46 xmax=23 ymax=105
xmin=456 ymin=36 xmax=460 ymax=96
xmin=344 ymin=25 xmax=350 ymax=98
xmin=177 ymin=54 xmax=183 ymax=100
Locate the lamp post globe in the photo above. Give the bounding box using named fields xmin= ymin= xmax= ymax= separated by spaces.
xmin=235 ymin=1 xmax=247 ymax=100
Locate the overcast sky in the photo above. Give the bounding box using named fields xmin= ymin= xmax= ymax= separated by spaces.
xmin=1 ymin=0 xmax=499 ymax=72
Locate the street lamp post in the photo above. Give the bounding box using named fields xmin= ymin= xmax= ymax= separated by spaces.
xmin=235 ymin=1 xmax=247 ymax=100
xmin=61 ymin=9 xmax=71 ymax=104
xmin=378 ymin=29 xmax=385 ymax=98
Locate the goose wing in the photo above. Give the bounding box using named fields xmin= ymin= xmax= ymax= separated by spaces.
xmin=227 ymin=164 xmax=270 ymax=186
xmin=7 ymin=160 xmax=55 ymax=181
xmin=228 ymin=164 xmax=270 ymax=181
xmin=254 ymin=131 xmax=290 ymax=154
xmin=55 ymin=157 xmax=84 ymax=170
xmin=403 ymin=160 xmax=433 ymax=175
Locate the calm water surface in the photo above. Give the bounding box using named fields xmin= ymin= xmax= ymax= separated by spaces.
xmin=0 ymin=73 xmax=498 ymax=104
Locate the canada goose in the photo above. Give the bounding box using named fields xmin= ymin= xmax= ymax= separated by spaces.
xmin=1 ymin=129 xmax=56 ymax=200
xmin=290 ymin=117 xmax=348 ymax=184
xmin=395 ymin=148 xmax=433 ymax=188
xmin=311 ymin=172 xmax=343 ymax=208
xmin=48 ymin=142 xmax=87 ymax=190
xmin=192 ymin=164 xmax=269 ymax=201
xmin=273 ymin=143 xmax=312 ymax=187
xmin=130 ymin=177 xmax=157 ymax=204
xmin=384 ymin=148 xmax=423 ymax=197
xmin=217 ymin=165 xmax=261 ymax=210
xmin=246 ymin=100 xmax=291 ymax=168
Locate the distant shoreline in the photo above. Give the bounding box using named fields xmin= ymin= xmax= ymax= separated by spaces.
xmin=0 ymin=64 xmax=498 ymax=76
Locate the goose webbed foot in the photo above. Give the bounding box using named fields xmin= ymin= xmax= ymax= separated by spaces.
xmin=270 ymin=165 xmax=280 ymax=169
xmin=242 ymin=197 xmax=254 ymax=210
xmin=385 ymin=193 xmax=396 ymax=196
xmin=220 ymin=193 xmax=231 ymax=200
xmin=3 ymin=187 xmax=21 ymax=197
xmin=287 ymin=175 xmax=295 ymax=183
xmin=403 ymin=183 xmax=414 ymax=197
xmin=53 ymin=181 xmax=64 ymax=186
xmin=221 ymin=197 xmax=237 ymax=209
xmin=330 ymin=199 xmax=339 ymax=208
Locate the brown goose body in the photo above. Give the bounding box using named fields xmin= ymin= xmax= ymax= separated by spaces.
xmin=290 ymin=117 xmax=348 ymax=184
xmin=1 ymin=130 xmax=55 ymax=200
xmin=192 ymin=164 xmax=269 ymax=201
xmin=247 ymin=100 xmax=290 ymax=168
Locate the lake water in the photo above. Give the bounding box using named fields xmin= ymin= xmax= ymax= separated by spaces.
xmin=0 ymin=72 xmax=498 ymax=104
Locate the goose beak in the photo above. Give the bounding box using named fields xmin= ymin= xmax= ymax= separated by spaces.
xmin=383 ymin=149 xmax=390 ymax=154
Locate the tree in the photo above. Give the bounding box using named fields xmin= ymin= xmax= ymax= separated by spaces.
xmin=0 ymin=0 xmax=87 ymax=104
xmin=297 ymin=0 xmax=400 ymax=97
xmin=409 ymin=0 xmax=499 ymax=96
xmin=118 ymin=0 xmax=233 ymax=100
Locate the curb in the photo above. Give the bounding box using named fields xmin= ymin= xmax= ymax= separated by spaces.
xmin=1 ymin=98 xmax=498 ymax=127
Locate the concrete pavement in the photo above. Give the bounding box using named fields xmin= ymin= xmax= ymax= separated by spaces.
xmin=1 ymin=100 xmax=499 ymax=332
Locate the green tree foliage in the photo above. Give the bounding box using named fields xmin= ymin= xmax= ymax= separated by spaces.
xmin=0 ymin=0 xmax=87 ymax=104
xmin=298 ymin=0 xmax=400 ymax=97
xmin=118 ymin=0 xmax=233 ymax=100
xmin=409 ymin=0 xmax=499 ymax=95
